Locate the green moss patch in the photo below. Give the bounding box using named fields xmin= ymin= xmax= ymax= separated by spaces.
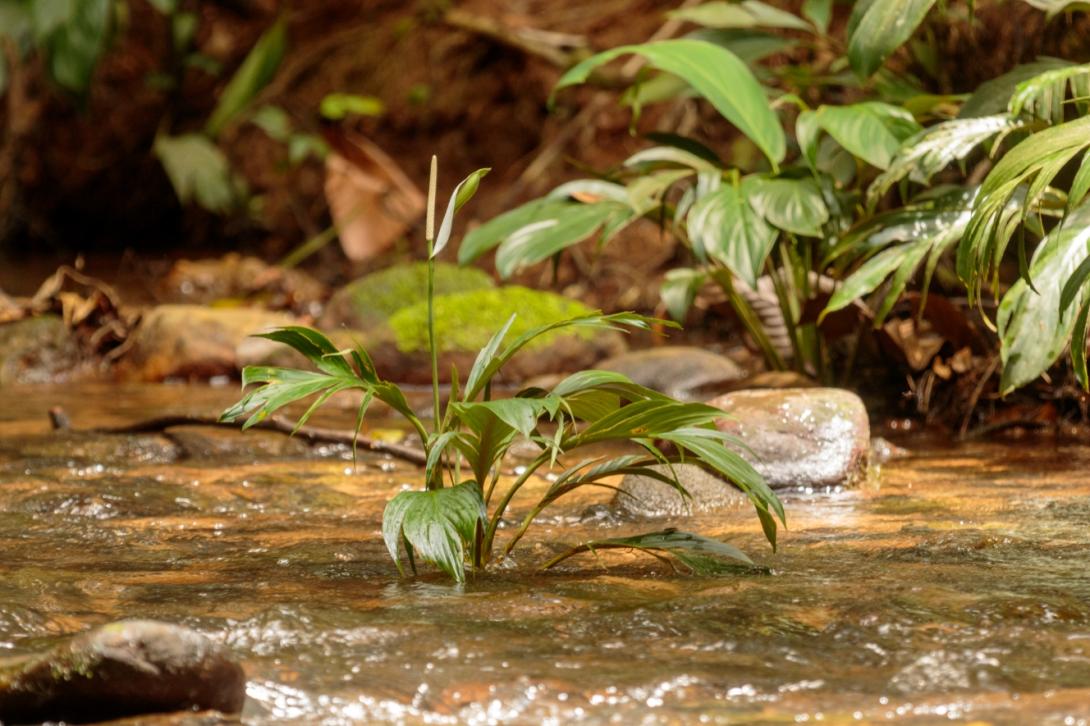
xmin=389 ymin=286 xmax=595 ymax=353
xmin=343 ymin=262 xmax=494 ymax=322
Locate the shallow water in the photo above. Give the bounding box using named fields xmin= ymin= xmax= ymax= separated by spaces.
xmin=2 ymin=384 xmax=1090 ymax=724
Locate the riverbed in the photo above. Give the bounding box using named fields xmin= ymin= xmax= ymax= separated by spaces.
xmin=1 ymin=384 xmax=1089 ymax=724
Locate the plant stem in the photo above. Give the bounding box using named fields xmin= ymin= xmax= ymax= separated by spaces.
xmin=481 ymin=453 xmax=549 ymax=559
xmin=425 ymin=155 xmax=442 ymax=490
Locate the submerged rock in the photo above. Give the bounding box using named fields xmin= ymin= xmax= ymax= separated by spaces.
xmin=596 ymin=346 xmax=746 ymax=401
xmin=0 ymin=315 xmax=81 ymax=385
xmin=614 ymin=463 xmax=750 ymax=518
xmin=320 ymin=262 xmax=494 ymax=331
xmin=0 ymin=620 xmax=245 ymax=723
xmin=614 ymin=388 xmax=870 ymax=516
xmin=120 ymin=305 xmax=296 ymax=381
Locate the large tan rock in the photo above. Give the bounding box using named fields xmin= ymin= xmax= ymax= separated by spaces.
xmin=121 ymin=305 xmax=296 ymax=381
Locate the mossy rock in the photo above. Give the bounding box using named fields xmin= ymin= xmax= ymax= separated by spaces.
xmin=320 ymin=262 xmax=494 ymax=330
xmin=389 ymin=286 xmax=595 ymax=354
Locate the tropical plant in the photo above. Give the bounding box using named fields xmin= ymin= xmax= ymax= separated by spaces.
xmin=220 ymin=158 xmax=784 ymax=582
xmin=460 ymin=0 xmax=1090 ymax=401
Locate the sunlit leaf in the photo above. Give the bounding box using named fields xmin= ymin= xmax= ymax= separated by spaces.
xmin=997 ymin=201 xmax=1090 ymax=393
xmin=958 ymin=58 xmax=1073 ymax=119
xmin=382 ymin=482 xmax=487 ymax=582
xmin=319 ymin=92 xmax=385 ymax=120
xmin=812 ymin=102 xmax=922 ymax=170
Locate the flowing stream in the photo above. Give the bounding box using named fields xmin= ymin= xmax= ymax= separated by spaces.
xmin=1 ymin=384 xmax=1089 ymax=724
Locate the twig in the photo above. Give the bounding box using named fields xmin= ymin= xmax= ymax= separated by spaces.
xmin=48 ymin=410 xmax=428 ymax=467
xmin=958 ymin=355 xmax=999 ymax=439
xmin=443 ymin=8 xmax=587 ymax=69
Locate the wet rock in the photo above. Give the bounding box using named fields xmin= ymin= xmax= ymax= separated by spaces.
xmin=614 ymin=388 xmax=869 ymax=516
xmin=709 ymin=388 xmax=870 ymax=489
xmin=614 ymin=464 xmax=750 ymax=518
xmin=0 ymin=316 xmax=81 ymax=385
xmin=320 ymin=262 xmax=493 ymax=331
xmin=595 ymin=346 xmax=746 ymax=401
xmin=121 ymin=305 xmax=297 ymax=381
xmin=0 ymin=620 xmax=245 ymax=723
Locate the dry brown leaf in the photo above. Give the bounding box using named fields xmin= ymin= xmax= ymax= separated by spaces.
xmin=324 ymin=135 xmax=425 ymax=262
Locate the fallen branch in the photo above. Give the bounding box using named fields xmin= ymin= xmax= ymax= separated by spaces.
xmin=48 ymin=409 xmax=428 ymax=467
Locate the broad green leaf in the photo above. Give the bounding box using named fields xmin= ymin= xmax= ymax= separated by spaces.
xmin=543 ymin=529 xmax=756 ymax=574
xmin=554 ymin=39 xmax=786 ymax=166
xmin=847 ymin=0 xmax=936 ymax=77
xmin=432 ymin=167 xmax=490 ymax=258
xmin=813 ymin=102 xmax=922 ymax=170
xmin=384 ymin=482 xmax=486 ymax=582
xmin=205 ymin=17 xmax=286 ymax=138
xmin=687 ymin=183 xmax=776 ymax=287
xmin=494 ymin=201 xmax=632 ymax=277
xmin=463 ymin=313 xmax=516 ymax=400
xmin=548 ymin=179 xmax=630 ymax=203
xmin=153 ymin=133 xmax=237 ymax=214
xmin=1068 ymin=152 xmax=1090 ymax=212
xmin=997 ymin=202 xmax=1090 ymax=393
xmin=458 ymin=198 xmax=573 ymax=264
xmin=319 ymin=92 xmax=385 ymax=120
xmin=869 ymin=115 xmax=1023 ymax=203
xmin=746 ymin=176 xmax=829 ymax=237
xmin=669 ymin=1 xmax=812 ymax=31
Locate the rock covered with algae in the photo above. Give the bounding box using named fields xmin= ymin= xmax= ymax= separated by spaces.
xmin=0 ymin=620 xmax=245 ymax=723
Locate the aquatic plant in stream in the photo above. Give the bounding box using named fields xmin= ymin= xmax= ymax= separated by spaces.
xmin=221 ymin=157 xmax=784 ymax=583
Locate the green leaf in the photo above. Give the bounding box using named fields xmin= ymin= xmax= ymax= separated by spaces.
xmin=494 ymin=201 xmax=632 ymax=278
xmin=959 ymin=58 xmax=1073 ymax=119
xmin=45 ymin=0 xmax=111 ymax=94
xmin=869 ymin=115 xmax=1023 ymax=203
xmin=205 ymin=17 xmax=286 ymax=138
xmin=687 ymin=183 xmax=776 ymax=287
xmin=746 ymin=176 xmax=829 ymax=237
xmin=153 ymin=133 xmax=238 ymax=214
xmin=660 ymin=268 xmax=706 ymax=321
xmin=319 ymin=92 xmax=385 ymax=120
xmin=432 ymin=168 xmax=490 ymax=258
xmin=458 ymin=198 xmax=573 ymax=264
xmin=958 ymin=115 xmax=1090 ymax=294
xmin=1008 ymin=62 xmax=1090 ymax=124
xmin=250 ymin=104 xmax=292 ymax=141
xmin=997 ymin=201 xmax=1090 ymax=393
xmin=813 ymin=102 xmax=922 ymax=170
xmin=847 ymin=0 xmax=936 ymax=77
xmin=382 ymin=482 xmax=486 ymax=582
xmin=669 ymin=1 xmax=813 ymax=31
xmin=802 ymin=0 xmax=833 ymax=32
xmin=685 ymin=28 xmax=795 ymax=65
xmin=543 ymin=529 xmax=756 ymax=575
xmin=554 ymin=39 xmax=786 ymax=166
